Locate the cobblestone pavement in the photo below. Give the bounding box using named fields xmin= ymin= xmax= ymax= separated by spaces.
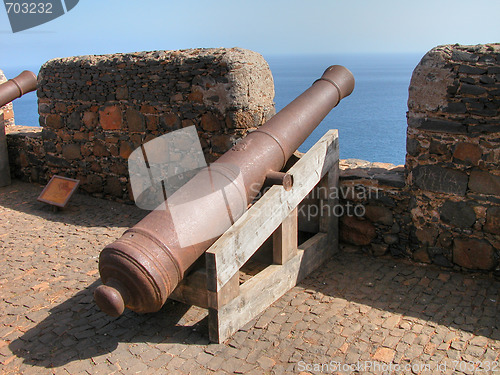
xmin=1 ymin=180 xmax=499 ymax=374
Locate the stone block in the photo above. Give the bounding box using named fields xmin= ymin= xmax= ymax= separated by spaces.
xmin=364 ymin=205 xmax=393 ymax=225
xmin=453 ymin=143 xmax=482 ymax=165
xmin=484 ymin=206 xmax=500 ymax=235
xmin=413 ymin=247 xmax=431 ymax=263
xmin=200 ymin=112 xmax=221 ymax=132
xmin=161 ymin=112 xmax=180 ymax=130
xmin=126 ymin=108 xmax=145 ymax=132
xmin=459 ymin=83 xmax=487 ymax=95
xmin=453 ymin=238 xmax=496 ymax=270
xmin=439 ymin=201 xmax=476 ymax=228
xmin=82 ymin=112 xmax=98 ymax=129
xmin=116 ymin=87 xmax=128 ymax=100
xmin=104 ymin=176 xmax=123 ymax=196
xmin=62 ymin=144 xmax=81 ymax=160
xmin=408 ymin=118 xmax=467 ymax=134
xmin=415 ymin=225 xmax=438 ymax=246
xmin=371 ymin=243 xmax=388 ymax=256
xmin=340 ymin=216 xmax=376 ymax=246
xmin=468 ymin=171 xmax=500 ymax=196
xmin=99 ymin=106 xmax=122 ymax=130
xmin=45 ymin=114 xmax=63 ymax=129
xmin=412 ymin=165 xmax=468 ymax=195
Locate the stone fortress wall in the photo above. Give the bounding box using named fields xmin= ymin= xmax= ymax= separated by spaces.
xmin=4 ymin=44 xmax=500 ymax=272
xmin=6 ymin=48 xmax=275 ymax=201
xmin=339 ymin=44 xmax=499 ymax=273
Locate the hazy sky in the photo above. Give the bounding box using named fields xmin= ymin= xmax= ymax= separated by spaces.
xmin=1 ymin=0 xmax=499 ymax=70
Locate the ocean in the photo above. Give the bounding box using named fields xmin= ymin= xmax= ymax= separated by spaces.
xmin=3 ymin=53 xmax=422 ymax=165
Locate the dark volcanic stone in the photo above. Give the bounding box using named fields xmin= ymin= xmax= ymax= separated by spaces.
xmin=439 ymin=201 xmax=476 ymax=228
xmin=484 ymin=206 xmax=500 ymax=235
xmin=412 ymin=166 xmax=468 ymax=196
xmin=445 ymin=102 xmax=467 ymax=114
xmin=468 ymin=171 xmax=500 ymax=196
xmin=340 ymin=216 xmax=376 ymax=246
xmin=453 ymin=238 xmax=496 ymax=270
xmin=406 ymin=137 xmax=420 ymax=157
xmin=408 ymin=118 xmax=467 ymax=134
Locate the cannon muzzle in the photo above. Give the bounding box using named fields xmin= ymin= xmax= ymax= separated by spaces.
xmin=0 ymin=70 xmax=37 ymax=108
xmin=0 ymin=70 xmax=37 ymax=187
xmin=95 ymin=65 xmax=355 ymax=317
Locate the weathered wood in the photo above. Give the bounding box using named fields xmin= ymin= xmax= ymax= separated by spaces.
xmin=319 ymin=160 xmax=340 ymax=252
xmin=208 ymin=232 xmax=329 ymax=343
xmin=205 ymin=130 xmax=339 ymax=293
xmin=273 ymin=207 xmax=298 ymax=265
xmin=169 ymin=269 xmax=209 ymax=308
xmin=207 ymin=272 xmax=239 ymax=310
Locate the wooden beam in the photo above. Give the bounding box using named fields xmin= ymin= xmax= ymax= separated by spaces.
xmin=319 ymin=160 xmax=340 ymax=253
xmin=273 ymin=207 xmax=298 ymax=265
xmin=208 ymin=232 xmax=329 ymax=343
xmin=205 ymin=130 xmax=339 ymax=293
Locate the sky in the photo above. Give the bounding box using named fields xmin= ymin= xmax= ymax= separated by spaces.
xmin=1 ymin=0 xmax=499 ymax=71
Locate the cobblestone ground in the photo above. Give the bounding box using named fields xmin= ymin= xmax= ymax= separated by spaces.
xmin=1 ymin=180 xmax=499 ymax=374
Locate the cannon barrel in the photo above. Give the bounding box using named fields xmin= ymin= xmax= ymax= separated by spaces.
xmin=0 ymin=70 xmax=38 ymax=187
xmin=94 ymin=65 xmax=355 ymax=317
xmin=0 ymin=70 xmax=37 ymax=108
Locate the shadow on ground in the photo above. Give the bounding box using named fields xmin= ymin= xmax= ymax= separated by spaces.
xmin=9 ymin=253 xmax=499 ymax=369
xmin=302 ymin=253 xmax=499 ymax=340
xmin=9 ymin=280 xmax=209 ymax=368
xmin=0 ymin=179 xmax=147 ymax=228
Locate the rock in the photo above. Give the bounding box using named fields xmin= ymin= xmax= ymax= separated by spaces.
xmin=453 ymin=143 xmax=482 ymax=165
xmin=104 ymin=176 xmax=123 ymax=196
xmin=340 ymin=216 xmax=376 ymax=246
xmin=413 ymin=247 xmax=431 ymax=263
xmin=372 ymin=347 xmax=395 ymax=363
xmin=364 ymin=205 xmax=393 ymax=225
xmin=126 ymin=109 xmax=145 ymax=132
xmin=200 ymin=112 xmax=221 ymax=132
xmin=439 ymin=200 xmax=476 ymax=228
xmin=453 ymin=238 xmax=496 ymax=270
xmin=412 ymin=165 xmax=468 ymax=196
xmin=415 ymin=225 xmax=438 ymax=246
xmin=468 ymin=171 xmax=500 ymax=196
xmin=484 ymin=206 xmax=500 ymax=235
xmin=383 ymin=234 xmax=399 ymax=245
xmin=116 ymin=87 xmax=128 ymax=100
xmin=99 ymin=106 xmax=122 ymax=130
xmin=45 ymin=114 xmax=63 ymax=129
xmin=82 ymin=112 xmax=98 ymax=129
xmin=408 ymin=118 xmax=467 ymax=134
xmin=371 ymin=243 xmax=388 ymax=256
xmin=62 ymin=144 xmax=81 ymax=160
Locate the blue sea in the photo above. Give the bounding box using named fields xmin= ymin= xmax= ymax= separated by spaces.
xmin=4 ymin=53 xmax=422 ymax=165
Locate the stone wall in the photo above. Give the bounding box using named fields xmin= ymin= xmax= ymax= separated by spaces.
xmin=7 ymin=48 xmax=275 ymax=201
xmin=339 ymin=44 xmax=499 ymax=273
xmin=406 ymin=44 xmax=500 ymax=271
xmin=5 ymin=44 xmax=499 ymax=272
xmin=338 ymin=160 xmax=411 ymax=258
xmin=0 ymin=69 xmax=15 ymax=126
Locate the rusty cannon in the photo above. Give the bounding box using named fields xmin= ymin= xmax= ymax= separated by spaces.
xmin=0 ymin=70 xmax=38 ymax=187
xmin=94 ymin=65 xmax=355 ymax=317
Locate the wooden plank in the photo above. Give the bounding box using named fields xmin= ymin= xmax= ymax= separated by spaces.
xmin=169 ymin=269 xmax=209 ymax=308
xmin=208 ymin=232 xmax=329 ymax=343
xmin=273 ymin=208 xmax=298 ymax=265
xmin=207 ymin=272 xmax=239 ymax=310
xmin=319 ymin=160 xmax=340 ymax=253
xmin=205 ymin=130 xmax=339 ymax=292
